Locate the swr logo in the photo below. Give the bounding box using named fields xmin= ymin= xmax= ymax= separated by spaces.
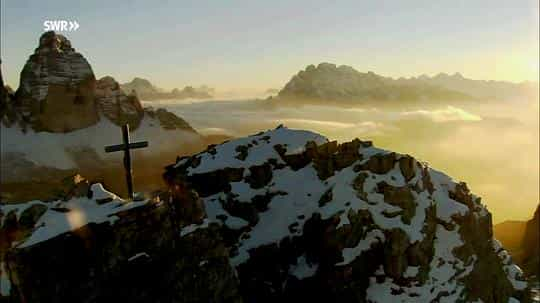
xmin=43 ymin=20 xmax=80 ymax=32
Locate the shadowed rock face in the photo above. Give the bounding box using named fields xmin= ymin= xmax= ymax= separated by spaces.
xmin=520 ymin=204 xmax=539 ymax=277
xmin=1 ymin=62 xmax=24 ymax=129
xmin=16 ymin=31 xmax=98 ymax=132
xmin=493 ymin=205 xmax=539 ymax=278
xmin=0 ymin=60 xmax=8 ymax=109
xmin=2 ymin=185 xmax=242 ymax=303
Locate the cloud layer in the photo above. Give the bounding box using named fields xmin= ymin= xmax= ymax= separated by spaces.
xmin=145 ymin=99 xmax=538 ymax=222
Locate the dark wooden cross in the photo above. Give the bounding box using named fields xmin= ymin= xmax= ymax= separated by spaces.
xmin=104 ymin=124 xmax=149 ymax=199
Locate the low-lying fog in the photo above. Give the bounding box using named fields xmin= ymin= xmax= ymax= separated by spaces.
xmin=144 ymin=98 xmax=539 ymax=223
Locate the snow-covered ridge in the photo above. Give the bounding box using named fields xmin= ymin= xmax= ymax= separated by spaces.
xmin=170 ymin=125 xmax=528 ymax=302
xmin=175 ymin=125 xmax=327 ymax=174
xmin=1 ymin=183 xmax=148 ymax=249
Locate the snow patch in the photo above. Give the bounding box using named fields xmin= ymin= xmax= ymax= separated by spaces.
xmin=180 ymin=219 xmax=211 ymax=237
xmin=403 ymin=266 xmax=419 ymax=278
xmin=128 ymin=252 xmax=150 ymax=262
xmin=16 ymin=184 xmax=148 ymax=248
xmin=336 ymin=229 xmax=385 ymax=266
xmin=1 ymin=201 xmax=48 ymax=226
xmin=289 ymin=255 xmax=318 ymax=280
xmin=180 ymin=126 xmax=327 ymax=174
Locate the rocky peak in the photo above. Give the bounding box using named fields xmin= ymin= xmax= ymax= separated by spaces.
xmin=16 ymin=31 xmax=98 ymax=132
xmin=164 ymin=126 xmax=530 ymax=302
xmin=278 ymin=63 xmax=389 ymax=101
xmin=3 ymin=32 xmax=199 ymax=134
xmin=19 ymin=31 xmax=95 ymax=100
xmin=95 ymin=76 xmax=144 ymax=128
xmin=36 ymin=31 xmax=74 ymax=54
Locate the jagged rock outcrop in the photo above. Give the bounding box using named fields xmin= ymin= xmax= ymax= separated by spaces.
xmin=95 ymin=77 xmax=195 ymax=131
xmin=14 ymin=31 xmax=98 ymax=132
xmin=95 ymin=76 xmax=145 ymax=128
xmin=94 ymin=76 xmax=195 ymax=132
xmin=164 ymin=126 xmax=530 ymax=302
xmin=1 ymin=174 xmax=90 ymax=251
xmin=1 ymin=184 xmax=241 ymax=302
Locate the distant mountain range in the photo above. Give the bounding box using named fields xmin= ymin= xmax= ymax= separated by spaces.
xmin=121 ymin=77 xmax=214 ymax=101
xmin=274 ymin=63 xmax=538 ymax=105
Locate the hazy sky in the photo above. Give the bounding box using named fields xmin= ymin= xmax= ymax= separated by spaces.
xmin=1 ymin=0 xmax=539 ymax=91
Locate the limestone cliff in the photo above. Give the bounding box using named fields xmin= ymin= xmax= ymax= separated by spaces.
xmin=15 ymin=31 xmax=98 ymax=132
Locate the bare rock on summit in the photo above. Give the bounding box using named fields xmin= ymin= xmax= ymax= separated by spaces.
xmin=15 ymin=31 xmax=98 ymax=132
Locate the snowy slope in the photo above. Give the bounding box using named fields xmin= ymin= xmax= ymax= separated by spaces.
xmin=171 ymin=125 xmax=528 ymax=302
xmin=1 ymin=115 xmax=202 ymax=173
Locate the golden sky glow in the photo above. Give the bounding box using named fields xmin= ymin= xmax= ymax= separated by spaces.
xmin=1 ymin=0 xmax=538 ymax=91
